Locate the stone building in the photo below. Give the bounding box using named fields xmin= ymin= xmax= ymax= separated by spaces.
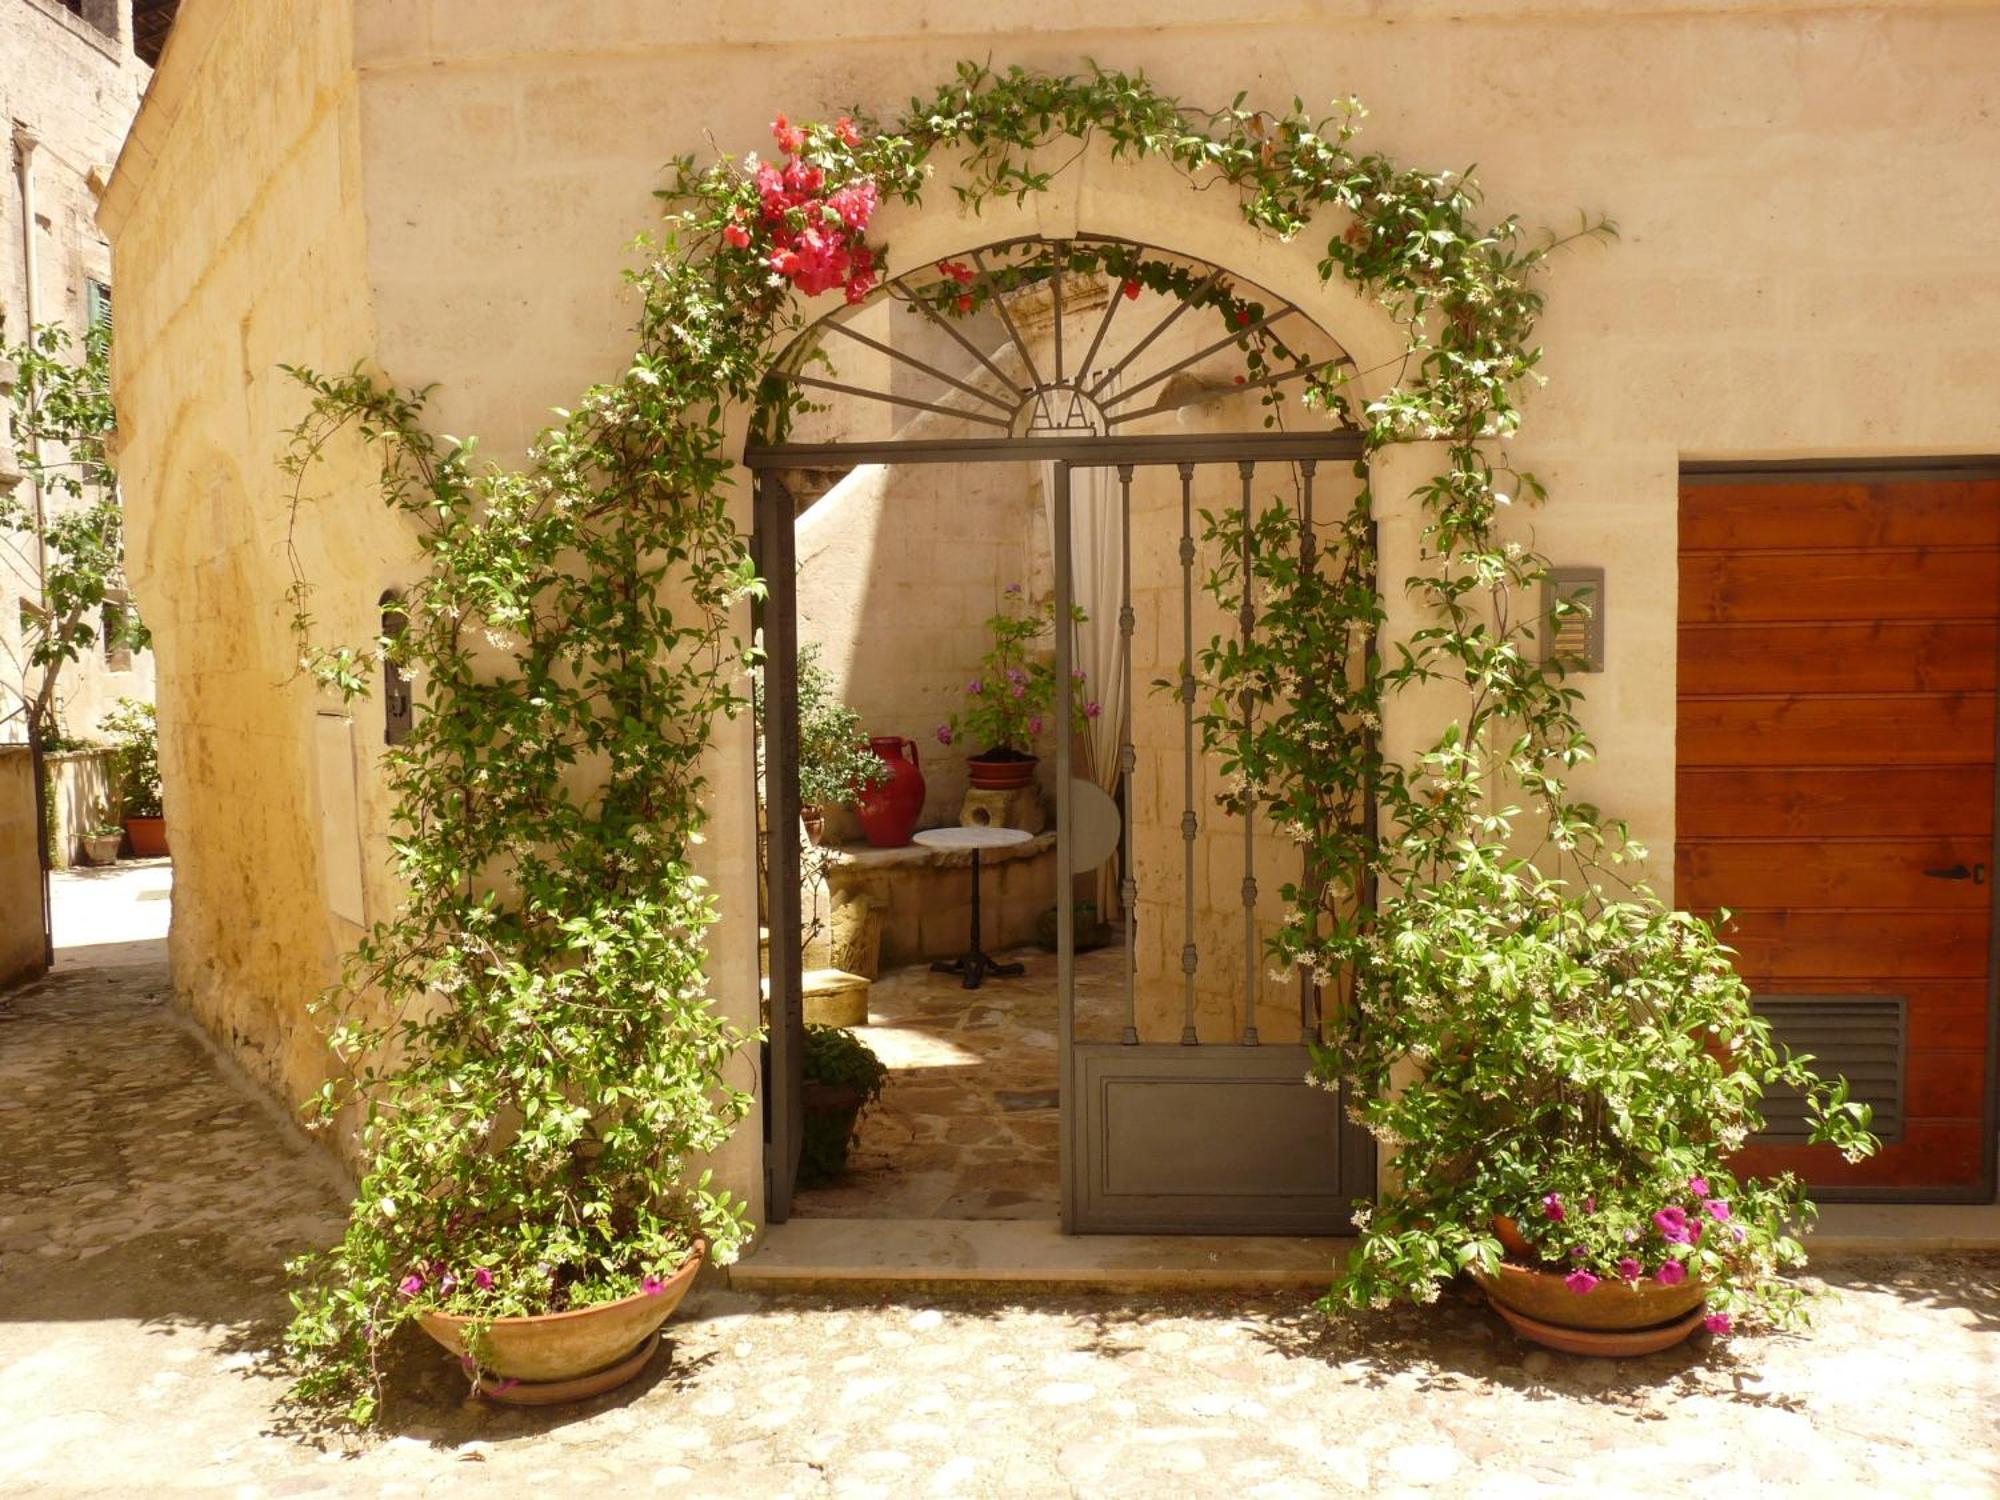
xmin=99 ymin=2 xmax=2000 ymax=1249
xmin=1 ymin=0 xmax=170 ymax=745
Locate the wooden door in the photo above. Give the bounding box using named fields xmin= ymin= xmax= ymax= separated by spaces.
xmin=1677 ymin=476 xmax=1999 ymax=1197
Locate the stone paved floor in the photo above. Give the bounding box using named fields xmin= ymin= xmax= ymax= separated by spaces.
xmin=4 ymin=868 xmax=1998 ymax=1498
xmin=794 ymin=942 xmax=1127 ymax=1221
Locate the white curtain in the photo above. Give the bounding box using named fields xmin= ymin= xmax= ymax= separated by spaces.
xmin=1040 ymin=456 xmax=1129 ymax=918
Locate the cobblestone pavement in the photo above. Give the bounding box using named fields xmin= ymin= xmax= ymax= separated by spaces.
xmin=3 ymin=873 xmax=1997 ymax=1499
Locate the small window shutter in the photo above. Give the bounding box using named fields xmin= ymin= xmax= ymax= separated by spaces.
xmin=86 ymin=281 xmax=113 ymax=332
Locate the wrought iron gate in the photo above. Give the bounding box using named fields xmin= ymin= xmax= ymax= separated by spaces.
xmin=748 ymin=236 xmax=1376 ymax=1231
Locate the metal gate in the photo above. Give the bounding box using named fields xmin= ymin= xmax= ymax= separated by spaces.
xmin=749 ymin=238 xmax=1376 ymax=1231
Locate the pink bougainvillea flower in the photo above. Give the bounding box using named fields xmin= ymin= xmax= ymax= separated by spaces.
xmin=1688 ymin=1176 xmax=1711 ymax=1198
xmin=1027 ymin=716 xmax=1044 ymax=736
xmin=1564 ymin=1270 xmax=1600 ymax=1295
xmin=936 ymin=259 xmax=975 ymax=286
xmin=1616 ymin=1257 xmax=1643 ymax=1282
xmin=1085 ymin=701 xmax=1102 ymax=719
xmin=723 ymin=223 xmax=751 ymax=250
xmin=1541 ymin=1192 xmax=1566 ymax=1222
xmin=1653 ymin=1205 xmax=1691 ymax=1243
xmin=771 ymin=113 xmax=806 ymax=155
xmin=968 ymin=678 xmax=984 ymax=695
xmin=834 ymin=114 xmax=862 ymax=147
xmin=1656 ymin=1260 xmax=1688 ymax=1287
xmin=935 ymin=725 xmax=954 ymax=745
xmin=1704 ymin=1312 xmax=1732 ymax=1336
xmin=471 ymin=1267 xmax=494 ymax=1292
xmin=1011 ymin=683 xmax=1027 ymax=699
xmin=1121 ymin=278 xmax=1142 ymax=300
xmin=642 ymin=1274 xmax=667 ymax=1297
xmin=397 ymin=1274 xmax=424 ymax=1299
xmin=1704 ymin=1198 xmax=1732 ymax=1222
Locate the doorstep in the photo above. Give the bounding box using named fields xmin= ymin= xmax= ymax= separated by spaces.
xmin=724 ymin=1218 xmax=1349 ymax=1294
xmin=1809 ymin=1201 xmax=2000 ymax=1254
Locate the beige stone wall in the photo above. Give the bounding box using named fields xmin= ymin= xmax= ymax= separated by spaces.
xmin=105 ymin=0 xmax=2000 ymax=1223
xmin=0 ymin=744 xmax=44 ymax=985
xmin=0 ymin=0 xmax=155 ymax=745
xmin=99 ymin=0 xmax=399 ymax=1119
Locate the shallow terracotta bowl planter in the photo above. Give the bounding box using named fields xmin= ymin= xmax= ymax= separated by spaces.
xmin=417 ymin=1239 xmax=705 ymax=1391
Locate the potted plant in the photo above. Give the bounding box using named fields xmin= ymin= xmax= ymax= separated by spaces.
xmin=796 ymin=643 xmax=893 ymax=844
xmin=934 ymin=584 xmax=1097 ymax=789
xmin=797 ymin=1022 xmax=888 ymax=1189
xmin=80 ymin=819 xmax=123 ymax=867
xmin=99 ymin=698 xmax=166 ymax=857
xmin=1324 ymin=823 xmax=1880 ymax=1355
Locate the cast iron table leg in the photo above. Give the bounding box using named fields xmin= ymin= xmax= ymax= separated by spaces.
xmin=930 ymin=849 xmax=1026 ymax=990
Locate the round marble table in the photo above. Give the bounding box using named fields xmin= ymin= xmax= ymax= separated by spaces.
xmin=911 ymin=825 xmax=1035 ymax=990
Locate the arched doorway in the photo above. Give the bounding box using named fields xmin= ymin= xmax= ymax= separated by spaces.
xmin=752 ymin=233 xmax=1377 ymax=1231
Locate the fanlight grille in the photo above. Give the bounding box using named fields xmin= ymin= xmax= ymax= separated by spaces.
xmin=753 ymin=235 xmax=1363 ymax=450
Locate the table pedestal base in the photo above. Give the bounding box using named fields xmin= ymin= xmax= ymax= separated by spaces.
xmin=930 ymin=950 xmax=1026 ymax=991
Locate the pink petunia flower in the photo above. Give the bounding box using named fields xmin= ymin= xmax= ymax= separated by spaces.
xmin=471 ymin=1267 xmax=494 ymax=1292
xmin=1541 ymin=1192 xmax=1566 ymax=1222
xmin=397 ymin=1274 xmax=424 ymax=1299
xmin=935 ymin=725 xmax=954 ymax=745
xmin=436 ymin=1271 xmax=458 ymax=1296
xmin=1564 ymin=1270 xmax=1600 ymax=1295
xmin=1656 ymin=1260 xmax=1688 ymax=1287
xmin=642 ymin=1274 xmax=667 ymax=1297
xmin=1688 ymin=1176 xmax=1711 ymax=1198
xmin=1653 ymin=1205 xmax=1691 ymax=1243
xmin=1704 ymin=1312 xmax=1732 ymax=1336
xmin=1616 ymin=1257 xmax=1643 ymax=1282
xmin=1704 ymin=1199 xmax=1732 ymax=1222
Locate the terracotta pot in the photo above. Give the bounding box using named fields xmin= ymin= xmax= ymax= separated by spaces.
xmin=123 ymin=816 xmax=168 ymax=858
xmin=417 ymin=1240 xmax=705 ymax=1389
xmin=855 ymin=736 xmax=924 ymax=847
xmin=1491 ymin=1214 xmax=1535 ymax=1259
xmin=1474 ymin=1261 xmax=1706 ymax=1333
xmin=967 ymin=751 xmax=1037 ymax=791
xmin=1487 ymin=1300 xmax=1707 ymax=1358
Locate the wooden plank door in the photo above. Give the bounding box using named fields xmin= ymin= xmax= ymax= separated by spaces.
xmin=1677 ymin=476 xmax=1999 ymax=1198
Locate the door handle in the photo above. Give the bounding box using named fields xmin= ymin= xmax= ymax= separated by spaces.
xmin=1923 ymin=863 xmax=1986 ymax=884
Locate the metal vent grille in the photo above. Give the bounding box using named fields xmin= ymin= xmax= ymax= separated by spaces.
xmin=1751 ymin=994 xmax=1906 ymax=1145
xmin=1542 ymin=566 xmax=1604 ymax=672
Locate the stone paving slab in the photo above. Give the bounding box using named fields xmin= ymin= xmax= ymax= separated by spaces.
xmin=2 ymin=902 xmax=1997 ymax=1497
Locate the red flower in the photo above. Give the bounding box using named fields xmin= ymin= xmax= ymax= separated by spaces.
xmin=937 ymin=259 xmax=976 ymax=286
xmin=723 ymin=223 xmax=751 ymax=249
xmin=1121 ymin=278 xmax=1142 ymax=300
xmin=1235 ymin=307 xmax=1253 ymax=326
xmin=956 ymin=293 xmax=975 ymax=315
xmin=1233 ymin=374 xmax=1248 ymax=385
xmin=772 ymin=114 xmax=806 ymax=155
xmin=835 ymin=115 xmax=862 ymax=147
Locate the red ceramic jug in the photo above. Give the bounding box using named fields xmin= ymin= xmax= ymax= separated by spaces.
xmin=856 ymin=735 xmax=925 ymax=848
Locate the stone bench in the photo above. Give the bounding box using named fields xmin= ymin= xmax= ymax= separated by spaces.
xmin=814 ymin=831 xmax=1058 ymax=979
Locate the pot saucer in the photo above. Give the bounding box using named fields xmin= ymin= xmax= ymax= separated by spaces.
xmin=475 ymin=1333 xmax=659 ymax=1407
xmin=1489 ymin=1301 xmax=1706 ymax=1358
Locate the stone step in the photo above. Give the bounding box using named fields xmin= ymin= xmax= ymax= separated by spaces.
xmin=725 ymin=1217 xmax=1350 ymax=1294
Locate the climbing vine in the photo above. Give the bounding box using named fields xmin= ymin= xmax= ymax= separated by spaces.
xmin=281 ymin=60 xmax=1873 ymax=1422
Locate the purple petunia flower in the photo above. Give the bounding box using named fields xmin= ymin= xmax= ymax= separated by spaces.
xmin=1616 ymin=1257 xmax=1643 ymax=1282
xmin=471 ymin=1267 xmax=494 ymax=1292
xmin=968 ymin=678 xmax=984 ymax=695
xmin=1564 ymin=1270 xmax=1600 ymax=1295
xmin=1688 ymin=1176 xmax=1711 ymax=1198
xmin=1704 ymin=1312 xmax=1732 ymax=1336
xmin=397 ymin=1273 xmax=424 ymax=1299
xmin=1704 ymin=1198 xmax=1732 ymax=1222
xmin=1542 ymin=1192 xmax=1566 ymax=1222
xmin=1653 ymin=1205 xmax=1691 ymax=1243
xmin=1657 ymin=1260 xmax=1688 ymax=1287
xmin=436 ymin=1271 xmax=459 ymax=1296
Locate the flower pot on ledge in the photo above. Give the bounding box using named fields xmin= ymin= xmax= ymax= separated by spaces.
xmin=967 ymin=749 xmax=1037 ymax=792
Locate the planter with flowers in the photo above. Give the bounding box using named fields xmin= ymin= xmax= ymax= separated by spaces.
xmin=1322 ymin=830 xmax=1880 ymax=1355
xmin=100 ymin=698 xmax=166 ymax=857
xmin=935 ymin=585 xmax=1097 ymax=792
xmin=795 ymin=642 xmax=892 ymax=845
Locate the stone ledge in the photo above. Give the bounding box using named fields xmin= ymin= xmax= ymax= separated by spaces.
xmin=727 ymin=1217 xmax=1349 ymax=1294
xmin=1809 ymin=1202 xmax=2000 ymax=1255
xmin=827 ymin=831 xmax=1056 ymax=872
